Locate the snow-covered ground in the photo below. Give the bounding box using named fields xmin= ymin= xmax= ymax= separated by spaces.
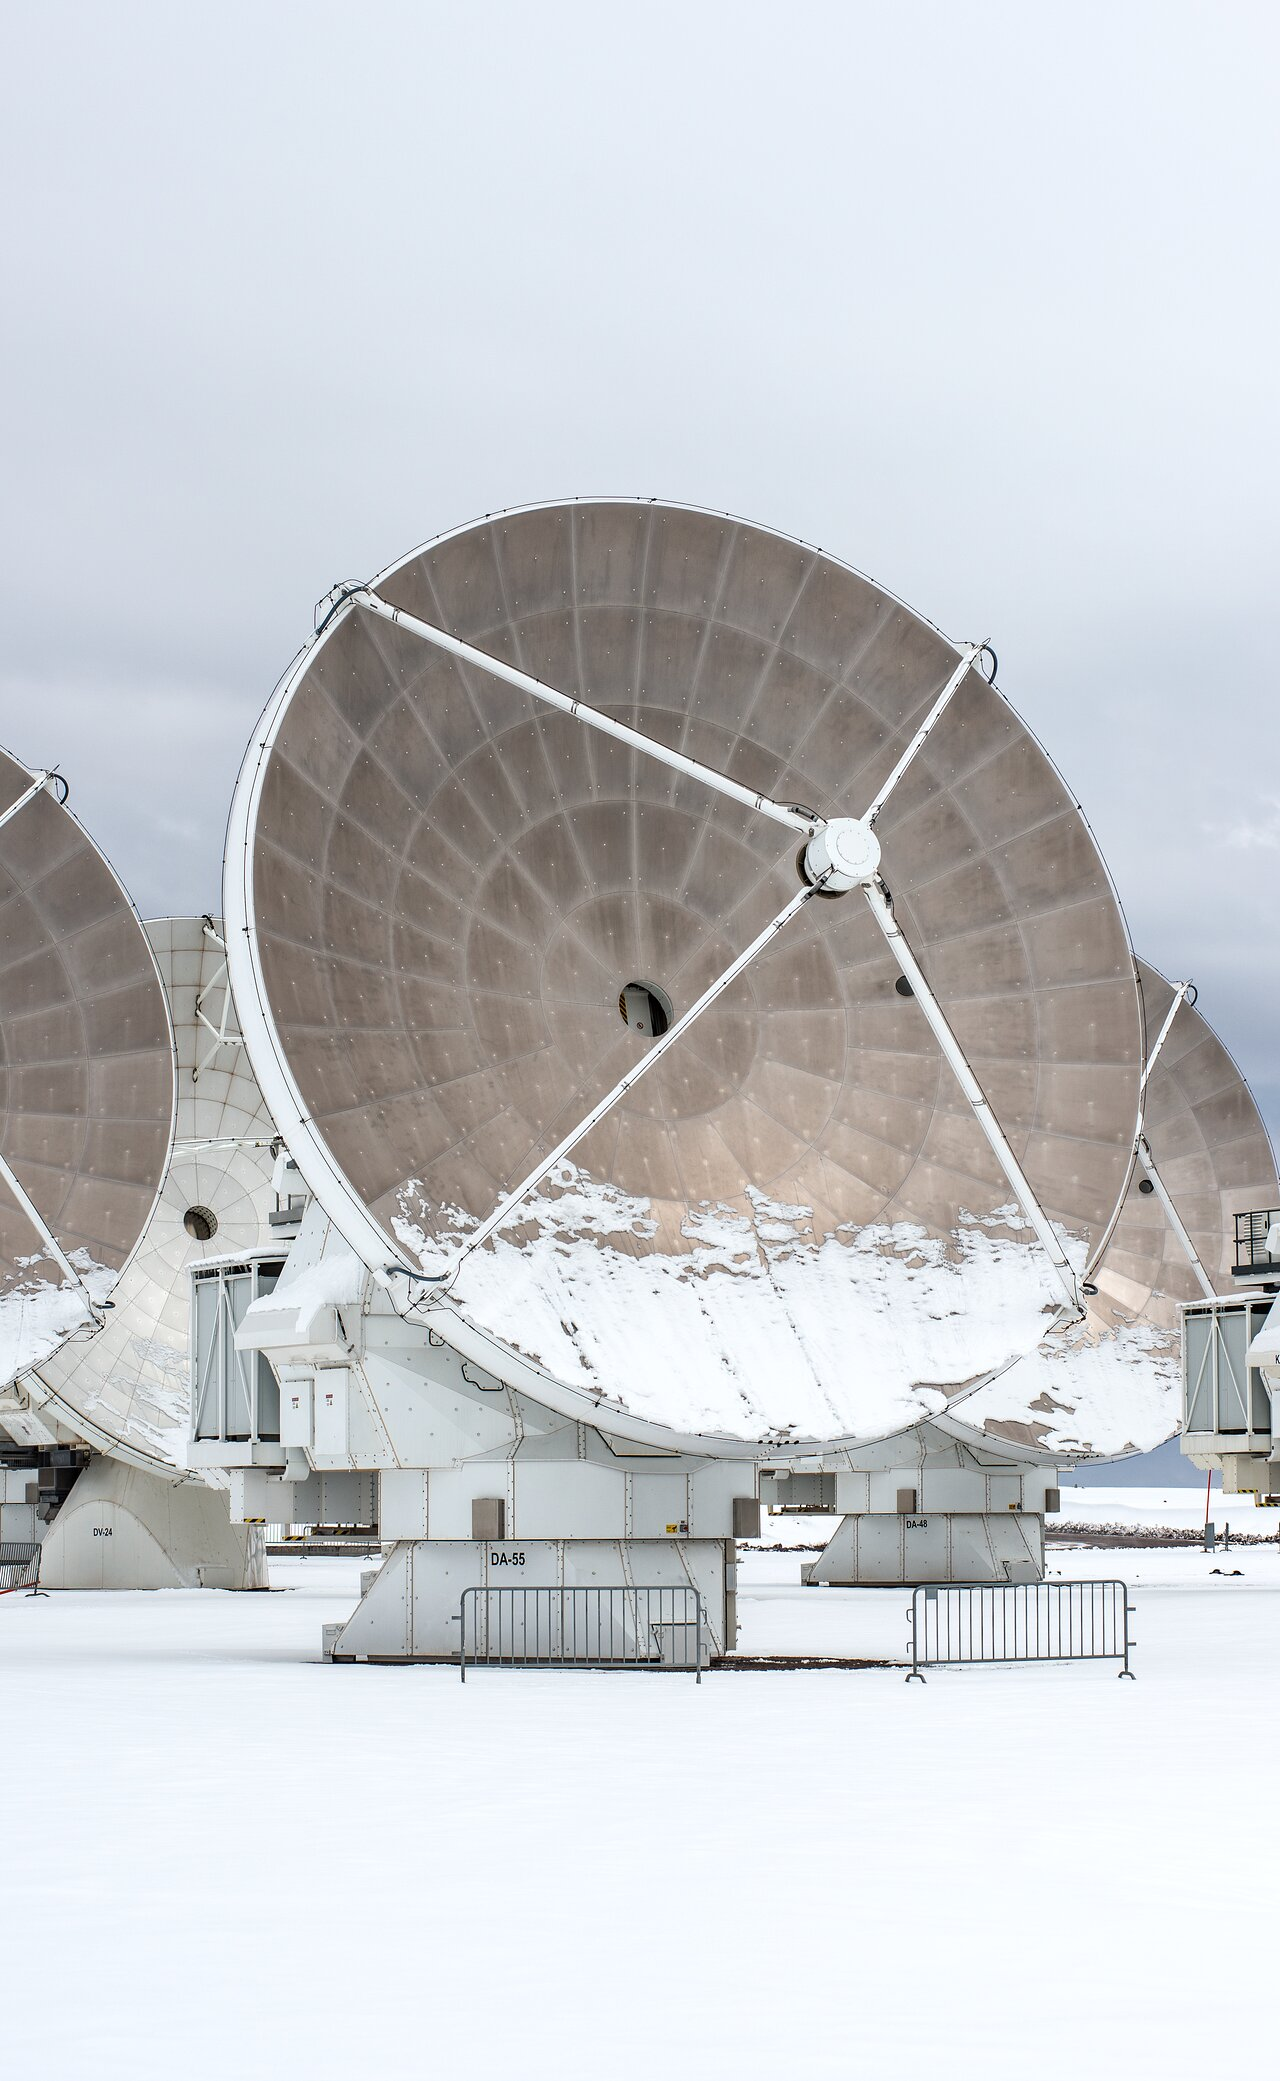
xmin=1056 ymin=1482 xmax=1277 ymax=1535
xmin=8 ymin=1493 xmax=1279 ymax=2080
xmin=753 ymin=1481 xmax=1280 ymax=1552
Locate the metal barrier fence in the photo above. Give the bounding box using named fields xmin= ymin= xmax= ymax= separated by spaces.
xmin=460 ymin=1584 xmax=705 ymax=1681
xmin=907 ymin=1580 xmax=1134 ymax=1682
xmin=0 ymin=1541 xmax=44 ymax=1596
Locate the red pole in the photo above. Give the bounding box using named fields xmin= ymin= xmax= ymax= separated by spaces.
xmin=1204 ymin=1466 xmax=1213 ymax=1530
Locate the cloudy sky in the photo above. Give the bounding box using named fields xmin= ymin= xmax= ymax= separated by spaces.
xmin=3 ymin=1 xmax=1277 ymax=1138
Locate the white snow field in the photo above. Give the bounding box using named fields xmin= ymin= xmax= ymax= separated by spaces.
xmin=7 ymin=1490 xmax=1279 ymax=2081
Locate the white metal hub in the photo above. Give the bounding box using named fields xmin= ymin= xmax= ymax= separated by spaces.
xmin=803 ymin=817 xmax=881 ymax=892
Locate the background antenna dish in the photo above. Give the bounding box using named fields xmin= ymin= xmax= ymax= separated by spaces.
xmin=8 ymin=919 xmax=281 ymax=1470
xmin=225 ymin=498 xmax=1145 ymax=1451
xmin=937 ymin=955 xmax=1280 ymax=1460
xmin=0 ymin=749 xmax=173 ymax=1390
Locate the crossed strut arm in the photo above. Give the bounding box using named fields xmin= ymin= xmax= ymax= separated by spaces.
xmin=0 ymin=769 xmax=105 ymax=1329
xmin=349 ymin=587 xmax=1081 ymax=1315
xmin=1130 ymin=981 xmax=1215 ymax=1300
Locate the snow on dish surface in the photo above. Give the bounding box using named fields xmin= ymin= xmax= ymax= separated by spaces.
xmin=393 ymin=1166 xmax=1077 ymax=1444
xmin=78 ymin=1328 xmax=192 ymax=1463
xmin=950 ymin=1313 xmax=1181 ymax=1459
xmin=0 ymin=1251 xmax=116 ymax=1389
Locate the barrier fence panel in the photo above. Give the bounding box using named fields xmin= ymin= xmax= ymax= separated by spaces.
xmin=908 ymin=1580 xmax=1134 ymax=1682
xmin=0 ymin=1541 xmax=43 ymax=1596
xmin=460 ymin=1584 xmax=705 ymax=1681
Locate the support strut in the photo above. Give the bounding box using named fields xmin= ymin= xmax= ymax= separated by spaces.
xmin=1136 ymin=1137 xmax=1216 ymax=1300
xmin=861 ymin=877 xmax=1082 ymax=1319
xmin=0 ymin=764 xmax=104 ymax=1331
xmin=418 ymin=878 xmax=827 ymax=1285
xmin=351 ymin=588 xmax=817 ymax=838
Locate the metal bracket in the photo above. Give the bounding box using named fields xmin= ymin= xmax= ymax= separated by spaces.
xmin=0 ymin=768 xmax=67 ymax=834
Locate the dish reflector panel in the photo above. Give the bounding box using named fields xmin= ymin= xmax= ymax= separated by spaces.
xmin=226 ymin=500 xmax=1145 ymax=1448
xmin=16 ymin=919 xmax=280 ymax=1469
xmin=0 ymin=749 xmax=173 ymax=1386
xmin=945 ymin=957 xmax=1280 ymax=1458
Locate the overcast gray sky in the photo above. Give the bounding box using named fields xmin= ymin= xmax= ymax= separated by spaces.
xmin=3 ymin=0 xmax=1277 ymax=1141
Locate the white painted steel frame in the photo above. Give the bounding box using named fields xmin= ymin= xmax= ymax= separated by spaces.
xmin=1182 ymin=1295 xmax=1274 ymax=1445
xmin=192 ymin=916 xmax=244 ymax=1079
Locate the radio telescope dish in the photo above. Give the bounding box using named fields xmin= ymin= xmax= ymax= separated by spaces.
xmin=940 ymin=956 xmax=1280 ymax=1459
xmin=226 ymin=499 xmax=1144 ymax=1451
xmin=15 ymin=918 xmax=280 ymax=1469
xmin=0 ymin=749 xmax=173 ymax=1388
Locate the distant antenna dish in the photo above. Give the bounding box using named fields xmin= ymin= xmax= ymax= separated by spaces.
xmin=13 ymin=918 xmax=280 ymax=1469
xmin=0 ymin=750 xmax=173 ymax=1390
xmin=938 ymin=956 xmax=1280 ymax=1459
xmin=225 ymin=499 xmax=1144 ymax=1450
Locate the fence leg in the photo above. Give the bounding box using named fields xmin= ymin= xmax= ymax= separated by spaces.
xmin=905 ymin=1591 xmax=926 ymax=1681
xmin=1119 ymin=1596 xmax=1136 ymax=1678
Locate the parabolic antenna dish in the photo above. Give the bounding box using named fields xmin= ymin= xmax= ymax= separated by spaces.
xmin=226 ymin=499 xmax=1145 ymax=1451
xmin=941 ymin=957 xmax=1280 ymax=1459
xmin=15 ymin=919 xmax=279 ymax=1470
xmin=0 ymin=749 xmax=173 ymax=1387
